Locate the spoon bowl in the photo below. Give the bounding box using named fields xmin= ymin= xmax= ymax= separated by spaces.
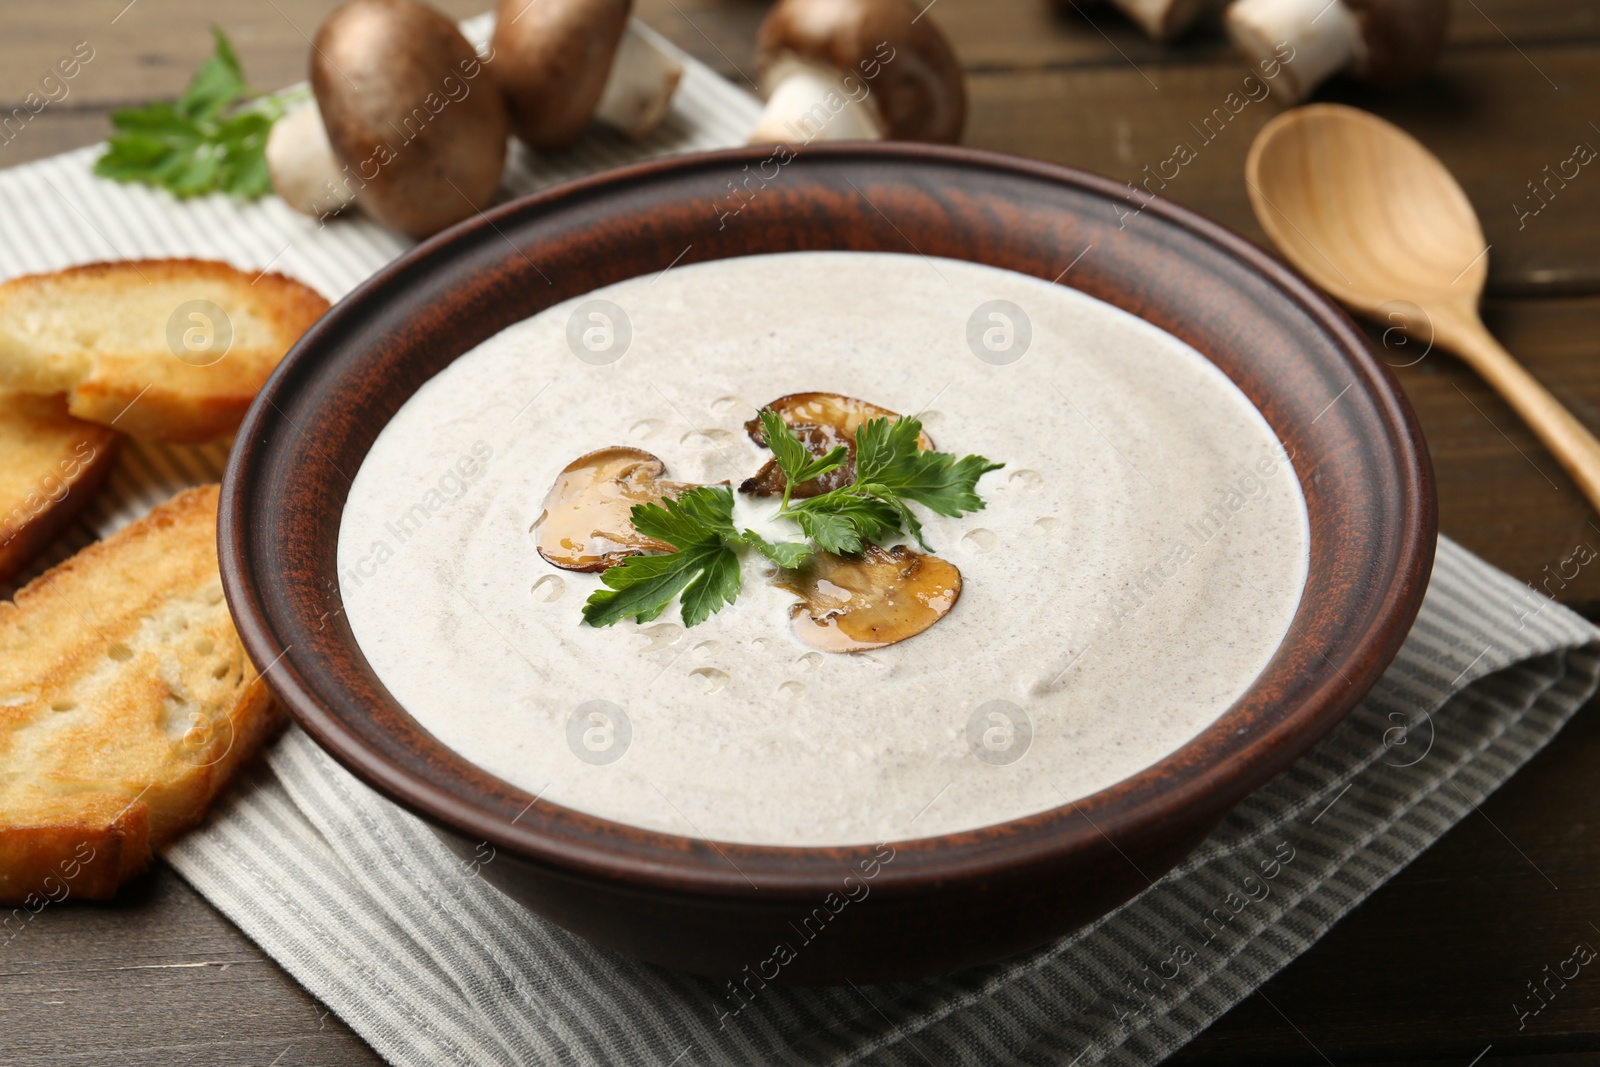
xmin=1247 ymin=105 xmax=1487 ymax=309
xmin=1248 ymin=103 xmax=1600 ymax=512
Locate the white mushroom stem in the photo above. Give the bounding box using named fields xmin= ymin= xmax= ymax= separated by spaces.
xmin=747 ymin=55 xmax=884 ymax=145
xmin=594 ymin=24 xmax=685 ymax=140
xmin=1108 ymin=0 xmax=1213 ymax=42
xmin=265 ymin=102 xmax=359 ymax=219
xmin=1226 ymin=0 xmax=1368 ymax=105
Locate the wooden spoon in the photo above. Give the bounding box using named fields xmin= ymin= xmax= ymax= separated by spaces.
xmin=1245 ymin=103 xmax=1600 ymax=510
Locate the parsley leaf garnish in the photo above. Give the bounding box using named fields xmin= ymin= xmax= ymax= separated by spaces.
xmin=789 ymin=494 xmax=900 ymax=554
xmin=579 ymin=407 xmax=1001 ymax=628
xmin=785 ymin=414 xmax=1002 ymax=551
xmin=581 ymin=486 xmax=817 ymax=627
xmin=741 ymin=530 xmax=816 ymax=570
xmin=94 ymin=28 xmax=285 ymax=200
xmin=854 ymin=416 xmax=1002 ymax=518
xmin=582 ymin=487 xmax=744 ymax=628
xmin=757 ymin=408 xmax=848 ymax=507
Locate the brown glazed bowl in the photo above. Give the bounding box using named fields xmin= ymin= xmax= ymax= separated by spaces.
xmin=220 ymin=143 xmax=1435 ymax=985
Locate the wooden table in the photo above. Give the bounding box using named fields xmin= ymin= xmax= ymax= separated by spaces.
xmin=3 ymin=1 xmax=1599 ymax=1063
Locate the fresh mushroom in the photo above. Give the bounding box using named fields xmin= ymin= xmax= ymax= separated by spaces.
xmin=778 ymin=545 xmax=962 ymax=653
xmin=264 ymin=101 xmax=359 ymax=219
xmin=534 ymin=447 xmax=698 ymax=571
xmin=1225 ymin=0 xmax=1450 ymax=105
xmin=740 ymin=392 xmax=934 ymax=499
xmin=1055 ymin=0 xmax=1217 ymax=42
xmin=594 ymin=23 xmax=685 ymax=140
xmin=748 ymin=0 xmax=966 ymax=145
xmin=311 ymin=0 xmax=509 ymax=238
xmin=489 ymin=0 xmax=683 ymax=149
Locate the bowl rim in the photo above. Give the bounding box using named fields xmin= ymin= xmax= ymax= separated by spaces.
xmin=220 ymin=142 xmax=1437 ymax=899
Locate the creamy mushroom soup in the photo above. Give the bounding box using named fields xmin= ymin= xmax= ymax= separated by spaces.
xmin=338 ymin=251 xmax=1310 ymax=846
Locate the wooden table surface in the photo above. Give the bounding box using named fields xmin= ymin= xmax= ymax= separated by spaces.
xmin=4 ymin=1 xmax=1600 ymax=1063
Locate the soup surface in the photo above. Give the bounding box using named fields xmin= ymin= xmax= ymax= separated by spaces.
xmin=339 ymin=251 xmax=1310 ymax=846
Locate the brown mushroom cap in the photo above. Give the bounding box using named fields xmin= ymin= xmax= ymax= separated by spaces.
xmin=755 ymin=0 xmax=966 ymax=143
xmin=489 ymin=0 xmax=630 ymax=150
xmin=740 ymin=392 xmax=933 ymax=499
xmin=779 ymin=545 xmax=962 ymax=652
xmin=312 ymin=0 xmax=509 ymax=239
xmin=534 ymin=447 xmax=697 ymax=571
xmin=1345 ymin=0 xmax=1450 ymax=89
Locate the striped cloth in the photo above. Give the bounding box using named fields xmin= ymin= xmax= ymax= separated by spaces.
xmin=161 ymin=542 xmax=1600 ymax=1067
xmin=3 ymin=21 xmax=1598 ymax=1067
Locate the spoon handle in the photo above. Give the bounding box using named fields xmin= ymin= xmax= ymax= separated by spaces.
xmin=1440 ymin=310 xmax=1600 ymax=511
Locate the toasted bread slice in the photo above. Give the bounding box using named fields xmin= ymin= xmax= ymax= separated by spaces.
xmin=0 ymin=485 xmax=282 ymax=904
xmin=0 ymin=259 xmax=328 ymax=444
xmin=0 ymin=793 xmax=151 ymax=904
xmin=0 ymin=392 xmax=120 ymax=584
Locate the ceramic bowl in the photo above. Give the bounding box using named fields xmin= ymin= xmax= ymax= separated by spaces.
xmin=220 ymin=144 xmax=1435 ymax=984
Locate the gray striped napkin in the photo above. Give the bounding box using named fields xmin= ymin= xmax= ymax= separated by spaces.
xmin=161 ymin=541 xmax=1600 ymax=1067
xmin=4 ymin=21 xmax=1598 ymax=1066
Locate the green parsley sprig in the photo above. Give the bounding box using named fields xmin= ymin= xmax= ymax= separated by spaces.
xmin=94 ymin=28 xmax=286 ymax=200
xmin=580 ymin=486 xmax=812 ymax=628
xmin=783 ymin=416 xmax=1004 ymax=553
xmin=581 ymin=410 xmax=1002 ymax=629
xmin=756 ymin=408 xmax=849 ymax=509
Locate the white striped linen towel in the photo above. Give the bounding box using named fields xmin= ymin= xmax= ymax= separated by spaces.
xmin=3 ymin=20 xmax=1598 ymax=1066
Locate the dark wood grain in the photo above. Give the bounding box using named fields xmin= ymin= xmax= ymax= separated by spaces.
xmin=637 ymin=0 xmax=1600 ymax=77
xmin=636 ymin=2 xmax=1600 ymax=297
xmin=959 ymin=48 xmax=1600 ymax=297
xmin=1 ymin=0 xmax=1598 ymax=1059
xmin=1172 ymin=687 xmax=1600 ymax=1066
xmin=1393 ymin=296 xmax=1600 ymax=617
xmin=0 ymin=865 xmax=382 ymax=1067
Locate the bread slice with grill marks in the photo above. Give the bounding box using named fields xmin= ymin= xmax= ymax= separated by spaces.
xmin=0 ymin=485 xmax=282 ymax=905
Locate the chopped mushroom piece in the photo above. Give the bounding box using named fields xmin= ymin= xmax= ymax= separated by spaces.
xmin=740 ymin=392 xmax=934 ymax=499
xmin=534 ymin=447 xmax=697 ymax=572
xmin=1225 ymin=0 xmax=1450 ymax=105
xmin=778 ymin=545 xmax=962 ymax=653
xmin=749 ymin=0 xmax=966 ymax=145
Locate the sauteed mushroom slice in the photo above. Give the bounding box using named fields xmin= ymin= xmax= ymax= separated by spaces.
xmin=534 ymin=447 xmax=696 ymax=572
xmin=740 ymin=392 xmax=934 ymax=499
xmin=778 ymin=545 xmax=961 ymax=653
xmin=741 ymin=421 xmax=856 ymax=497
xmin=746 ymin=392 xmax=936 ymax=450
